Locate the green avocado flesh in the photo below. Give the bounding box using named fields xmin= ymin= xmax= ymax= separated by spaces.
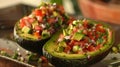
xmin=43 ymin=19 xmax=114 ymax=60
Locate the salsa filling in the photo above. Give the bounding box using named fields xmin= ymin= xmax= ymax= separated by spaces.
xmin=56 ymin=19 xmax=111 ymax=54
xmin=18 ymin=3 xmax=74 ymax=40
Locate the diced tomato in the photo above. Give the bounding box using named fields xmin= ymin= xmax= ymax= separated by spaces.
xmin=59 ymin=5 xmax=64 ymax=11
xmin=100 ymin=29 xmax=105 ymax=33
xmin=73 ymin=41 xmax=80 ymax=45
xmin=96 ymin=24 xmax=102 ymax=27
xmin=67 ymin=17 xmax=75 ymax=24
xmin=88 ymin=45 xmax=96 ymax=52
xmin=69 ymin=40 xmax=85 ymax=48
xmin=64 ymin=46 xmax=71 ymax=53
xmin=103 ymin=35 xmax=107 ymax=39
xmin=96 ymin=44 xmax=102 ymax=50
xmin=82 ymin=47 xmax=87 ymax=52
xmin=23 ymin=17 xmax=35 ymax=23
xmin=19 ymin=17 xmax=35 ymax=28
xmin=36 ymin=16 xmax=43 ymax=22
xmin=95 ymin=34 xmax=100 ymax=40
xmin=19 ymin=19 xmax=26 ymax=28
xmin=83 ymin=37 xmax=89 ymax=43
xmin=73 ymin=28 xmax=78 ymax=33
xmin=83 ymin=29 xmax=88 ymax=35
xmin=88 ymin=31 xmax=94 ymax=36
xmin=34 ymin=25 xmax=43 ymax=31
xmin=47 ymin=18 xmax=55 ymax=24
xmin=33 ymin=31 xmax=41 ymax=39
xmin=40 ymin=6 xmax=48 ymax=15
xmin=87 ymin=31 xmax=96 ymax=40
xmin=57 ymin=5 xmax=65 ymax=14
xmin=83 ymin=19 xmax=88 ymax=28
xmin=34 ymin=9 xmax=44 ymax=22
xmin=89 ymin=36 xmax=95 ymax=40
xmin=96 ymin=24 xmax=105 ymax=33
xmin=78 ymin=41 xmax=85 ymax=48
xmin=40 ymin=56 xmax=48 ymax=63
xmin=27 ymin=18 xmax=35 ymax=24
xmin=34 ymin=9 xmax=43 ymax=16
xmin=68 ymin=40 xmax=75 ymax=48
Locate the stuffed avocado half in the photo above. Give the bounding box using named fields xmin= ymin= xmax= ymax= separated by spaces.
xmin=14 ymin=3 xmax=74 ymax=55
xmin=43 ymin=19 xmax=114 ymax=67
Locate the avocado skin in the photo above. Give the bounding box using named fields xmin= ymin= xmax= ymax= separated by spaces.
xmin=15 ymin=35 xmax=50 ymax=55
xmin=43 ymin=47 xmax=111 ymax=67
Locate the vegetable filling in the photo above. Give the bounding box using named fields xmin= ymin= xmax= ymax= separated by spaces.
xmin=56 ymin=19 xmax=110 ymax=54
xmin=18 ymin=3 xmax=74 ymax=40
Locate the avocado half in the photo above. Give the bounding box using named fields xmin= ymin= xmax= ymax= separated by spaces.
xmin=43 ymin=19 xmax=114 ymax=67
xmin=13 ymin=3 xmax=74 ymax=55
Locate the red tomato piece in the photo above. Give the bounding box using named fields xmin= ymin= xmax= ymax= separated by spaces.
xmin=83 ymin=19 xmax=88 ymax=28
xmin=27 ymin=18 xmax=35 ymax=23
xmin=20 ymin=17 xmax=35 ymax=28
xmin=73 ymin=28 xmax=78 ymax=33
xmin=57 ymin=5 xmax=65 ymax=14
xmin=89 ymin=36 xmax=95 ymax=40
xmin=34 ymin=25 xmax=43 ymax=31
xmin=88 ymin=31 xmax=93 ymax=36
xmin=40 ymin=56 xmax=48 ymax=63
xmin=36 ymin=16 xmax=43 ymax=22
xmin=96 ymin=24 xmax=105 ymax=33
xmin=88 ymin=45 xmax=96 ymax=52
xmin=64 ymin=46 xmax=71 ymax=53
xmin=67 ymin=17 xmax=75 ymax=24
xmin=34 ymin=9 xmax=43 ymax=16
xmin=34 ymin=9 xmax=44 ymax=22
xmin=47 ymin=18 xmax=55 ymax=24
xmin=95 ymin=34 xmax=100 ymax=40
xmin=83 ymin=37 xmax=89 ymax=43
xmin=83 ymin=29 xmax=88 ymax=35
xmin=19 ymin=19 xmax=26 ymax=28
xmin=73 ymin=41 xmax=79 ymax=45
xmin=23 ymin=17 xmax=35 ymax=23
xmin=78 ymin=41 xmax=85 ymax=48
xmin=33 ymin=31 xmax=41 ymax=39
xmin=96 ymin=44 xmax=102 ymax=50
xmin=68 ymin=40 xmax=76 ymax=48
